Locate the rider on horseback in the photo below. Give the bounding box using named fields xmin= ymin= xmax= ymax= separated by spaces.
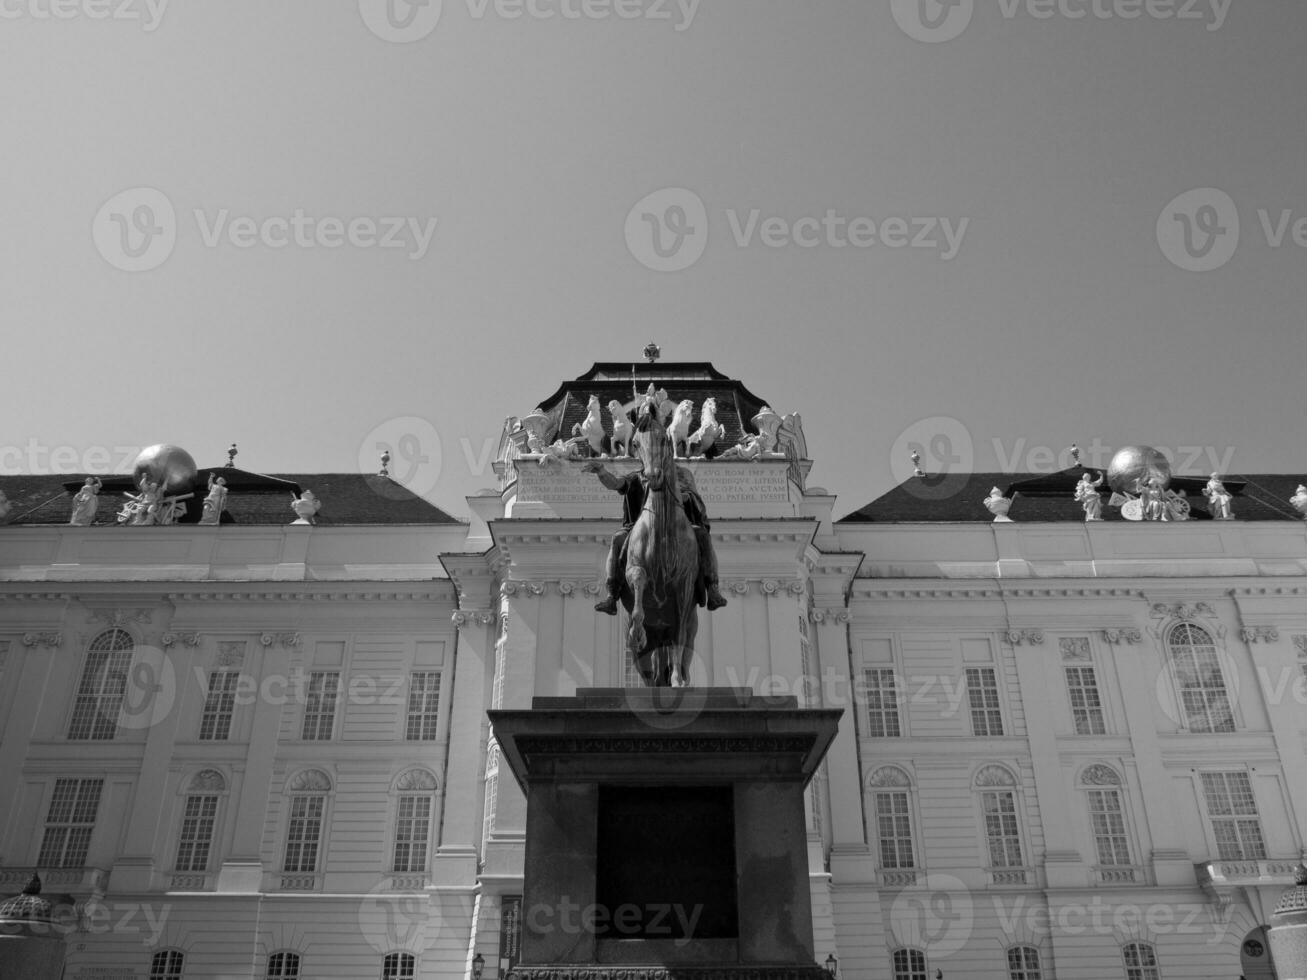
xmin=583 ymin=458 xmax=728 ymax=615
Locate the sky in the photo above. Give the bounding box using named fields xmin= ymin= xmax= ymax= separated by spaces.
xmin=3 ymin=0 xmax=1305 ymax=520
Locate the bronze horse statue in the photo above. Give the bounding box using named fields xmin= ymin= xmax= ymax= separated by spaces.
xmin=621 ymin=402 xmax=700 ymax=687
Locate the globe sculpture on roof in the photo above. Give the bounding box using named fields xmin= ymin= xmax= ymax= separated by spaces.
xmin=117 ymin=444 xmax=199 ymax=526
xmin=1106 ymin=445 xmax=1171 ymax=495
xmin=1105 ymin=446 xmax=1188 ymax=522
xmin=132 ymin=444 xmax=199 ymax=496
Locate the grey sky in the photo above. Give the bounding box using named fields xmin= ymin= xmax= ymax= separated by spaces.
xmin=3 ymin=0 xmax=1304 ymax=518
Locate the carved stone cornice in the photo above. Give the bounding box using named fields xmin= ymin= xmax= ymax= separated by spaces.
xmin=258 ymin=632 xmax=301 ymax=648
xmin=1004 ymin=629 xmax=1045 ymax=646
xmin=21 ymin=632 xmax=62 ymax=649
xmin=809 ymin=607 xmax=850 ymax=625
xmin=1101 ymin=628 xmax=1143 ymax=645
xmin=516 ymin=734 xmax=816 ymax=757
xmin=165 ymin=590 xmax=447 ymax=603
xmin=1240 ymin=626 xmax=1280 ymax=644
xmin=161 ymin=631 xmax=201 ymax=648
xmin=451 ymin=610 xmax=497 ymax=630
xmin=1151 ymin=601 xmax=1216 ymax=621
xmin=851 ymin=585 xmax=1148 ymax=601
xmin=0 ymin=593 xmax=70 ymax=603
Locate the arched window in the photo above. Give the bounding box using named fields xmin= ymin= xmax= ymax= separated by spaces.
xmin=149 ymin=950 xmax=185 ymax=979
xmin=975 ymin=766 xmax=1023 ymax=870
xmin=1007 ymin=945 xmax=1042 ymax=979
xmin=891 ymin=947 xmax=927 ymax=980
xmin=382 ymin=952 xmax=416 ymax=979
xmin=1167 ymin=623 xmax=1234 ymax=732
xmin=1122 ymin=941 xmax=1160 ymax=980
xmin=1080 ymin=765 xmax=1132 ymax=869
xmin=283 ymin=769 xmax=331 ymax=873
xmin=175 ymin=770 xmax=227 ymax=873
xmin=393 ymin=770 xmax=438 ymax=873
xmin=69 ymin=628 xmax=135 ymax=740
xmin=867 ymin=767 xmax=915 ymax=871
xmin=265 ymin=951 xmax=300 ymax=978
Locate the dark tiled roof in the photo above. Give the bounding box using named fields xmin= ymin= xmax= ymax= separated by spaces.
xmin=0 ymin=472 xmax=462 ymax=527
xmin=839 ymin=469 xmax=1307 ymax=523
xmin=533 ymin=362 xmax=775 ymax=457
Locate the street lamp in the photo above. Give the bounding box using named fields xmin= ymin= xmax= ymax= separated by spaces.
xmin=824 ymin=953 xmax=837 ymax=978
xmin=472 ymin=952 xmax=485 ymax=980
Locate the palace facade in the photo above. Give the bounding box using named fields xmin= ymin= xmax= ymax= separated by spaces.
xmin=1 ymin=360 xmax=1305 ymax=980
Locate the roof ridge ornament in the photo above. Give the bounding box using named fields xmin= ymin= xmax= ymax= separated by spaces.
xmin=643 ymin=342 xmax=661 ymax=364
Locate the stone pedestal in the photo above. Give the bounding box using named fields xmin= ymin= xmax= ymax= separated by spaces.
xmin=0 ymin=875 xmax=73 ymax=980
xmin=488 ymin=688 xmax=841 ymax=980
xmin=1269 ymin=865 xmax=1307 ymax=980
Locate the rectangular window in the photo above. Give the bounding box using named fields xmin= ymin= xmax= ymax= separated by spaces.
xmin=1087 ymin=789 xmax=1132 ymax=865
xmin=1201 ymin=772 xmax=1267 ymax=861
xmin=36 ymin=778 xmax=102 ymax=868
xmin=174 ymin=795 xmax=219 ymax=872
xmin=301 ymin=671 xmax=339 ymax=741
xmin=405 ymin=672 xmax=441 ymax=741
xmin=874 ymin=791 xmax=915 ymax=869
xmin=282 ymin=795 xmax=325 ymax=872
xmin=864 ymin=668 xmax=901 ymax=737
xmin=392 ymin=796 xmax=433 ymax=872
xmin=1065 ymin=666 xmax=1107 ymax=735
xmin=982 ymin=790 xmax=1023 ymax=867
xmin=199 ymin=670 xmax=240 ymax=741
xmin=966 ymin=667 xmax=1004 ymax=736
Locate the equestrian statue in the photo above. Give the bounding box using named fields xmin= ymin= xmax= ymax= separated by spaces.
xmin=583 ymin=397 xmax=727 ymax=687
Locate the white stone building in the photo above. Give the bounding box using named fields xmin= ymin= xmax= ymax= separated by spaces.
xmin=0 ymin=360 xmax=1304 ymax=980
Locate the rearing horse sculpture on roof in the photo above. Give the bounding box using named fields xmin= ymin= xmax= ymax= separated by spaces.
xmin=584 ymin=395 xmax=727 ymax=687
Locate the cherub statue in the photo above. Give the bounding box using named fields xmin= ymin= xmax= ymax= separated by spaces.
xmin=291 ymin=490 xmax=320 ymax=525
xmin=668 ymin=400 xmax=695 ymax=458
xmin=689 ymin=397 xmax=725 ymax=457
xmin=607 ymin=400 xmax=634 ymax=457
xmin=1074 ymin=471 xmax=1104 ymax=522
xmin=579 ymin=395 xmax=606 ymax=456
xmin=539 ymin=424 xmax=589 ymax=465
xmin=200 ymin=474 xmax=228 ymax=526
xmin=69 ymin=477 xmax=102 ymax=526
xmin=1204 ymin=473 xmax=1234 ymax=520
xmin=1291 ymin=485 xmax=1307 ymax=520
xmin=984 ymin=486 xmax=1013 ymax=522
